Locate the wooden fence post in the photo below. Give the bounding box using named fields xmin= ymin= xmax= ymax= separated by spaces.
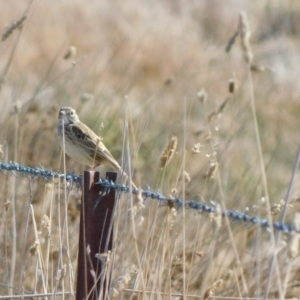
xmin=76 ymin=171 xmax=117 ymax=300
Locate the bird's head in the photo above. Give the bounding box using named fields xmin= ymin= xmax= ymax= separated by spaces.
xmin=58 ymin=107 xmax=80 ymax=125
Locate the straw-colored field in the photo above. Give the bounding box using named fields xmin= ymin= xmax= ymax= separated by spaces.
xmin=1 ymin=0 xmax=300 ymax=298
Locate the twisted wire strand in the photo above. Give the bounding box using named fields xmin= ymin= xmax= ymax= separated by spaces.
xmin=0 ymin=162 xmax=298 ymax=234
xmin=0 ymin=162 xmax=82 ymax=184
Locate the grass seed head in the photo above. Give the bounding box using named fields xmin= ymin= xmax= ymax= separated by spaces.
xmin=196 ymin=251 xmax=203 ymax=258
xmin=207 ymin=110 xmax=217 ymax=123
xmin=64 ymin=46 xmax=77 ymax=60
xmin=160 ymin=136 xmax=178 ymax=168
xmin=228 ymin=77 xmax=236 ymax=94
xmin=2 ymin=15 xmax=26 ymax=41
xmin=239 ymin=12 xmax=253 ymax=65
xmin=203 ymin=279 xmax=223 ymax=300
xmin=81 ymin=93 xmax=94 ymax=102
xmin=251 ymin=64 xmax=273 ymax=73
xmin=41 ymin=215 xmax=51 ymax=236
xmin=184 ymin=171 xmax=191 ymax=183
xmin=191 ymin=142 xmax=201 ymax=154
xmin=167 ymin=207 xmax=177 ymax=230
xmin=112 ymin=265 xmax=138 ymax=297
xmin=29 ymin=241 xmax=39 ymax=256
xmin=205 ymin=161 xmax=218 ymax=180
xmin=197 ymin=89 xmax=207 ymax=103
xmin=4 ymin=200 xmax=11 ymax=211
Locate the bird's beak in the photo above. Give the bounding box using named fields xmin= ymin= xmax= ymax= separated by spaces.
xmin=59 ymin=110 xmax=66 ymax=116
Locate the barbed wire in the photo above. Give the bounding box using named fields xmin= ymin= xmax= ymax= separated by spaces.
xmin=0 ymin=162 xmax=298 ymax=234
xmin=0 ymin=162 xmax=82 ymax=184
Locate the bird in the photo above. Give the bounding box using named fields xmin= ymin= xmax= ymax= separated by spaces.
xmin=57 ymin=106 xmax=137 ymax=189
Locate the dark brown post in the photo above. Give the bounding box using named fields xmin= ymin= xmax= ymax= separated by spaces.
xmin=76 ymin=171 xmax=117 ymax=300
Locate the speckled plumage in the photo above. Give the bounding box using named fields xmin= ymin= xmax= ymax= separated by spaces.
xmin=57 ymin=107 xmax=122 ymax=170
xmin=57 ymin=107 xmax=137 ymax=189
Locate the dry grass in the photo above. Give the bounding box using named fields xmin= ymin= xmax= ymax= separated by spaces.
xmin=1 ymin=0 xmax=300 ymax=299
xmin=160 ymin=136 xmax=178 ymax=168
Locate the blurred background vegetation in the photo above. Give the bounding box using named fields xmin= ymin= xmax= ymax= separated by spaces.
xmin=1 ymin=0 xmax=300 ymax=298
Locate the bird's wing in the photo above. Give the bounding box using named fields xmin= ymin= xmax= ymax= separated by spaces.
xmin=68 ymin=122 xmax=121 ymax=170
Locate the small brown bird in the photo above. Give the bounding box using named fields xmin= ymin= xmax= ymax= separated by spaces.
xmin=57 ymin=107 xmax=136 ymax=189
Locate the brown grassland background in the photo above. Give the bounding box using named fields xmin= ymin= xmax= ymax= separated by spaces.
xmin=1 ymin=0 xmax=300 ymax=298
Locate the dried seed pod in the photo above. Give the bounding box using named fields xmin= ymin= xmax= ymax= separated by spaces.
xmin=160 ymin=136 xmax=178 ymax=168
xmin=239 ymin=12 xmax=253 ymax=65
xmin=2 ymin=15 xmax=26 ymax=41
